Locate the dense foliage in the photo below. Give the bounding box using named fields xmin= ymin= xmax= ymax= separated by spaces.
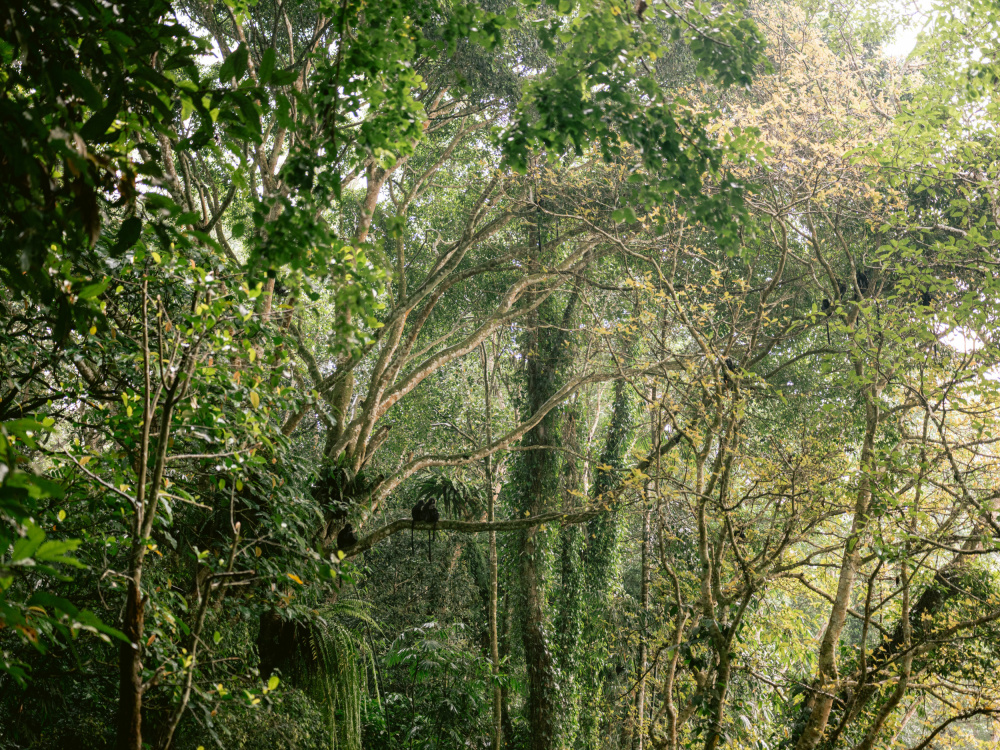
xmin=4 ymin=0 xmax=1000 ymax=749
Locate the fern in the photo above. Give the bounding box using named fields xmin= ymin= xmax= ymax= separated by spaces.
xmin=303 ymin=598 xmax=379 ymax=750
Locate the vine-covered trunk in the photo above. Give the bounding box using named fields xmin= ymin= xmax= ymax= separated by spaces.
xmin=553 ymin=395 xmax=587 ymax=746
xmin=522 ymin=524 xmax=557 ymax=750
xmin=514 ymin=212 xmax=580 ymax=748
xmin=515 ymin=349 xmax=563 ymax=750
xmin=634 ymin=506 xmax=651 ymax=750
xmin=483 ymin=344 xmax=503 ymax=750
xmin=578 ymin=376 xmax=636 ymax=744
xmin=555 ymin=522 xmax=584 ymax=745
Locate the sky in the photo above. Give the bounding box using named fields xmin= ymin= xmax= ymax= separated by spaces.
xmin=882 ymin=0 xmax=937 ymax=60
xmin=883 ymin=26 xmax=921 ymax=59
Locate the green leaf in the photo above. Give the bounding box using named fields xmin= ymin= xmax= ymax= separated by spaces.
xmin=220 ymin=44 xmax=249 ymax=82
xmin=114 ymin=217 xmax=143 ymax=255
xmin=62 ymin=69 xmax=103 ymax=110
xmin=6 ymin=473 xmax=66 ymax=500
xmin=79 ymin=102 xmax=120 ymax=143
xmin=74 ymin=609 xmax=129 ymax=642
xmin=28 ymin=591 xmax=79 ymax=616
xmin=35 ymin=538 xmax=82 ymax=562
xmin=270 ymin=69 xmax=298 ymax=86
xmin=259 ymin=48 xmax=276 ymax=84
xmin=78 ymin=278 xmax=110 ymax=300
xmin=612 ymin=207 xmax=637 ymax=223
xmin=3 ymin=419 xmax=51 ymax=448
xmin=11 ymin=522 xmax=46 ymax=562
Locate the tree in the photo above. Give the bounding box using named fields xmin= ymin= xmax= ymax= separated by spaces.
xmin=12 ymin=1 xmax=1000 ymax=750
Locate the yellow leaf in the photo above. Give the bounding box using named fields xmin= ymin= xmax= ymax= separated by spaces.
xmin=287 ymin=573 xmax=304 ymax=585
xmin=248 ymin=348 xmax=257 ymax=363
xmin=79 ymin=456 xmax=92 ymax=467
xmin=249 ymin=391 xmax=260 ymax=409
xmin=255 ymin=546 xmax=262 ymax=558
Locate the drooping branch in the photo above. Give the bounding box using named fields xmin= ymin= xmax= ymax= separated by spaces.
xmin=350 ymin=406 xmax=686 ymax=545
xmin=905 ymin=708 xmax=1000 ymax=750
xmin=342 ymin=508 xmax=605 ymax=558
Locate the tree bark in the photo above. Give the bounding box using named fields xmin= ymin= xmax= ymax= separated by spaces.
xmin=483 ymin=344 xmax=502 ymax=750
xmin=635 ymin=505 xmax=651 ymax=750
xmin=115 ymin=287 xmax=196 ymax=750
xmin=794 ymin=394 xmax=879 ymax=750
xmin=500 ymin=587 xmax=515 ymax=747
xmin=116 ymin=577 xmax=145 ymax=750
xmin=116 ymin=284 xmax=155 ymax=750
xmin=819 ymin=538 xmax=980 ymax=748
xmin=515 ymin=200 xmax=578 ymax=750
xmin=522 ymin=524 xmax=557 ymax=750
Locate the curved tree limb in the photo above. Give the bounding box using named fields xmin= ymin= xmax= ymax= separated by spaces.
xmin=342 ymin=508 xmax=604 ymax=558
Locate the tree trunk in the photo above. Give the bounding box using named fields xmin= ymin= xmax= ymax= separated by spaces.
xmin=483 ymin=344 xmax=502 ymax=750
xmin=819 ymin=538 xmax=980 ymax=748
xmin=513 ymin=198 xmax=580 ymax=750
xmin=115 ymin=286 xmax=195 ymax=750
xmin=522 ymin=524 xmax=558 ymax=750
xmin=116 ymin=572 xmax=145 ymax=750
xmin=794 ymin=395 xmax=879 ymax=750
xmin=635 ymin=505 xmax=651 ymax=750
xmin=500 ymin=588 xmax=515 ymax=747
xmin=579 ymin=375 xmax=636 ymax=745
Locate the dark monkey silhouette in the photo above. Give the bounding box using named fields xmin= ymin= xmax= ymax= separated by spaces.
xmin=856 ymin=270 xmax=870 ymax=297
xmin=337 ymin=522 xmax=357 ymax=551
xmin=411 ymin=499 xmax=427 ymax=554
xmin=411 ymin=497 xmax=442 ymax=561
xmin=721 ymin=357 xmax=738 ymax=388
xmin=424 ymin=498 xmax=440 ymax=562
